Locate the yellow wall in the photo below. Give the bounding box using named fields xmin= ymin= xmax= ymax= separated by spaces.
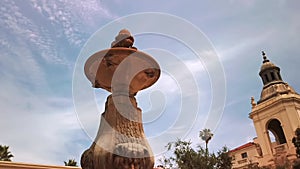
xmin=0 ymin=161 xmax=81 ymax=169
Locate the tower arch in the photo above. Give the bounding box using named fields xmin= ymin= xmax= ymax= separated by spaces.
xmin=266 ymin=119 xmax=287 ymax=145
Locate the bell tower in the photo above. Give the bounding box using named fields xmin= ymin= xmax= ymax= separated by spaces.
xmin=249 ymin=51 xmax=300 ymax=167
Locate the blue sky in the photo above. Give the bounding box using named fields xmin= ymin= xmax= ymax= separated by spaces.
xmin=1 ymin=0 xmax=300 ymax=166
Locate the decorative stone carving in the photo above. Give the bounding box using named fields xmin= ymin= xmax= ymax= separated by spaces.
xmin=251 ymin=96 xmax=256 ymax=108
xmin=254 ymin=143 xmax=263 ymax=157
xmin=259 ymin=82 xmax=296 ymax=103
xmin=81 ymin=29 xmax=160 ymax=169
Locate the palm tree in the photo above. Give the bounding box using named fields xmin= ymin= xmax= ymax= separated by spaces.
xmin=64 ymin=159 xmax=78 ymax=166
xmin=0 ymin=145 xmax=14 ymax=161
xmin=199 ymin=128 xmax=214 ymax=154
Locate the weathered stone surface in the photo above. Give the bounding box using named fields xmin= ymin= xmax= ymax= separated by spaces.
xmin=84 ymin=48 xmax=160 ymax=95
xmin=81 ymin=30 xmax=160 ymax=169
xmin=81 ymin=95 xmax=155 ymax=169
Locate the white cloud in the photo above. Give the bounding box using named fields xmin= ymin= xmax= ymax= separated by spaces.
xmin=217 ymin=30 xmax=275 ymax=62
xmin=183 ymin=59 xmax=206 ymax=75
xmin=0 ymin=79 xmax=84 ymax=165
xmin=0 ymin=1 xmax=91 ymax=163
xmin=0 ymin=42 xmax=46 ymax=89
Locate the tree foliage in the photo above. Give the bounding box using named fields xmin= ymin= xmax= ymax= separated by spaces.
xmin=64 ymin=159 xmax=78 ymax=166
xmin=0 ymin=145 xmax=14 ymax=161
xmin=215 ymin=146 xmax=232 ymax=169
xmin=199 ymin=129 xmax=213 ymax=144
xmin=159 ymin=139 xmax=232 ymax=169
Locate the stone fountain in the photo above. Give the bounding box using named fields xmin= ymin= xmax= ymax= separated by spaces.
xmin=81 ymin=29 xmax=160 ymax=169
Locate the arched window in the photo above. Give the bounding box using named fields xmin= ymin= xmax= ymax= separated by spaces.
xmin=270 ymin=72 xmax=275 ymax=81
xmin=266 ymin=119 xmax=287 ymax=145
xmin=277 ymin=72 xmax=282 ymax=80
xmin=264 ymin=74 xmax=269 ymax=83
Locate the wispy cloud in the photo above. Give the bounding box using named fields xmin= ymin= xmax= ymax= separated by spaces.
xmin=0 ymin=0 xmax=69 ymax=65
xmin=1 ymin=0 xmax=117 ymax=67
xmin=30 ymin=0 xmax=117 ymax=46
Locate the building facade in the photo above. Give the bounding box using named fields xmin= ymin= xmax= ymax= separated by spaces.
xmin=230 ymin=52 xmax=300 ymax=168
xmin=0 ymin=161 xmax=81 ymax=169
xmin=230 ymin=142 xmax=259 ymax=169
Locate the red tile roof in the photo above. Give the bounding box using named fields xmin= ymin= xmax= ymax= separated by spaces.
xmin=229 ymin=142 xmax=255 ymax=153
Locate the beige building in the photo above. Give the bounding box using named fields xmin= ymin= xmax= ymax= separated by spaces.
xmin=230 ymin=52 xmax=300 ymax=168
xmin=0 ymin=161 xmax=81 ymax=169
xmin=230 ymin=142 xmax=259 ymax=168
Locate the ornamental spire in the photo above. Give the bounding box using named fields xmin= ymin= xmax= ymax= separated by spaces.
xmin=262 ymin=51 xmax=269 ymax=63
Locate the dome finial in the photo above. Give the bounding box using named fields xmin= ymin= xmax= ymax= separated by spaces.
xmin=262 ymin=51 xmax=269 ymax=63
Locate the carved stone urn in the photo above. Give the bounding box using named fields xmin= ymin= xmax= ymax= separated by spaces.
xmin=81 ymin=29 xmax=160 ymax=169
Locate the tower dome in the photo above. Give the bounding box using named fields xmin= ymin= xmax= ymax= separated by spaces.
xmin=258 ymin=51 xmax=296 ymax=103
xmin=259 ymin=51 xmax=281 ymax=84
xmin=260 ymin=59 xmax=277 ymax=72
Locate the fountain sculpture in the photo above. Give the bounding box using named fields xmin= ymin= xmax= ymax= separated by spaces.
xmin=81 ymin=29 xmax=160 ymax=169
